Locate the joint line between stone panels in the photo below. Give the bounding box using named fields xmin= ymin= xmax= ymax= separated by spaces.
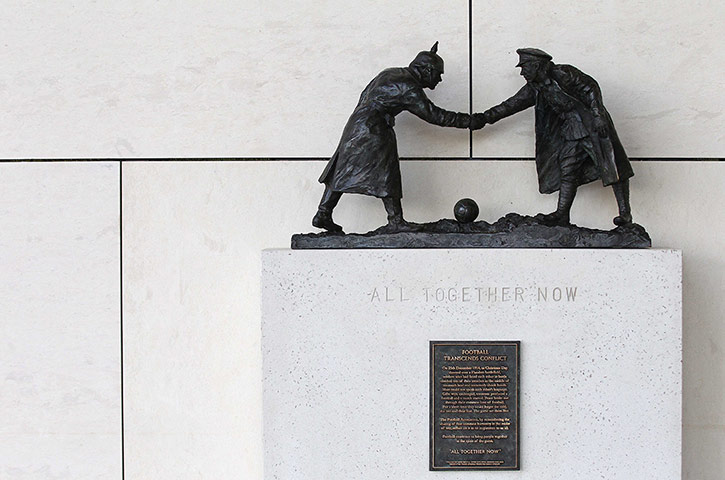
xmin=0 ymin=157 xmax=722 ymax=163
xmin=407 ymin=157 xmax=725 ymax=162
xmin=0 ymin=158 xmax=119 ymax=163
xmin=468 ymin=0 xmax=473 ymax=159
xmin=0 ymin=157 xmax=328 ymax=163
xmin=119 ymin=158 xmax=125 ymax=480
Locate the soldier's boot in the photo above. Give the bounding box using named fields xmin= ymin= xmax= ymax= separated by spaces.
xmin=312 ymin=186 xmax=343 ymax=232
xmin=541 ymin=180 xmax=576 ymax=226
xmin=612 ymin=178 xmax=633 ymax=226
xmin=382 ymin=197 xmax=407 ymax=229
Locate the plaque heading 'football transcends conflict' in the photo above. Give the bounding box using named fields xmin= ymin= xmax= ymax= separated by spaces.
xmin=430 ymin=341 xmax=520 ymax=471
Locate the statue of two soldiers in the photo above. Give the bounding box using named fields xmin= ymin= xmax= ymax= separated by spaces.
xmin=313 ymin=44 xmax=633 ymax=232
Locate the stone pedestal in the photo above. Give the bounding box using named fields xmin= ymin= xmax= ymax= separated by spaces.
xmin=261 ymin=249 xmax=681 ymax=479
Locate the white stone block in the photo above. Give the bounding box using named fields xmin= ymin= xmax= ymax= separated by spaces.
xmin=0 ymin=163 xmax=121 ymax=479
xmin=262 ymin=249 xmax=681 ymax=479
xmin=122 ymin=161 xmax=722 ymax=478
xmin=1 ymin=1 xmax=469 ymax=158
xmin=471 ymin=0 xmax=725 ymax=158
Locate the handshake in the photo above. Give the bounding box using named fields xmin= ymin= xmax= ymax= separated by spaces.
xmin=469 ymin=112 xmax=490 ymax=131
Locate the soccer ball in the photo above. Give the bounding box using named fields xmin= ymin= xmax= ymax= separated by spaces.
xmin=454 ymin=198 xmax=479 ymax=224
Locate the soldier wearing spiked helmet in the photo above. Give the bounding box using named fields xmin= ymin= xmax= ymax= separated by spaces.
xmin=314 ymin=42 xmax=476 ymax=232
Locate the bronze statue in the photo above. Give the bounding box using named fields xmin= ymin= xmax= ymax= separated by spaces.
xmin=474 ymin=48 xmax=633 ymax=227
xmin=293 ymin=47 xmax=651 ymax=249
xmin=313 ymin=42 xmax=480 ymax=232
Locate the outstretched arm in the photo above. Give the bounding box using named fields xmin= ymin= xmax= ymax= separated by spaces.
xmin=481 ymin=84 xmax=536 ymax=124
xmin=403 ymin=88 xmax=471 ymax=128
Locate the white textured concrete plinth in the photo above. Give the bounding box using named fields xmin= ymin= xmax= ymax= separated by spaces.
xmin=262 ymin=249 xmax=681 ymax=480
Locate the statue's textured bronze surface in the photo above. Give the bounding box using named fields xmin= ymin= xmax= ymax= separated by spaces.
xmin=313 ymin=42 xmax=476 ymax=233
xmin=293 ymin=214 xmax=650 ymax=249
xmin=474 ymin=48 xmax=634 ymax=227
xmin=295 ymin=46 xmax=650 ymax=249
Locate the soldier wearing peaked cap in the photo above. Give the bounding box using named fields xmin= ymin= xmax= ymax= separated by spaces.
xmin=313 ymin=42 xmax=478 ymax=233
xmin=475 ymin=48 xmax=634 ymax=227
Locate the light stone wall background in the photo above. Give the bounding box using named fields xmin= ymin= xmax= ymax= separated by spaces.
xmin=0 ymin=1 xmax=723 ymax=479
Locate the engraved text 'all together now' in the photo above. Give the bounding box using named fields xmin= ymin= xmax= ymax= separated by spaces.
xmin=367 ymin=286 xmax=578 ymax=303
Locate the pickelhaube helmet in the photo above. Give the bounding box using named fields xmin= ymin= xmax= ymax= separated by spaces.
xmin=409 ymin=41 xmax=444 ymax=72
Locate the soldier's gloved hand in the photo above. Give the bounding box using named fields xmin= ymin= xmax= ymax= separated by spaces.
xmin=593 ymin=116 xmax=608 ymax=137
xmin=470 ymin=113 xmax=487 ymax=131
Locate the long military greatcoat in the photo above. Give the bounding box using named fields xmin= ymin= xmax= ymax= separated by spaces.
xmin=484 ymin=64 xmax=633 ymax=194
xmin=319 ymin=67 xmax=470 ymax=199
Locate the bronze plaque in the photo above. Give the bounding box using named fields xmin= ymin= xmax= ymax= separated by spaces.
xmin=430 ymin=341 xmax=520 ymax=470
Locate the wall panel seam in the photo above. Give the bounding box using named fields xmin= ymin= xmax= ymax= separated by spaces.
xmin=0 ymin=158 xmax=723 ymax=163
xmin=119 ymin=159 xmax=125 ymax=480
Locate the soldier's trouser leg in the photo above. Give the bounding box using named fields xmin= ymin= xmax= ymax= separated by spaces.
xmin=541 ymin=178 xmax=576 ymax=225
xmin=554 ymin=179 xmax=577 ymax=223
xmin=542 ymin=142 xmax=581 ymax=226
xmin=612 ymin=178 xmax=632 ymax=226
xmin=382 ymin=197 xmax=404 ymax=225
xmin=312 ymin=185 xmax=343 ymax=232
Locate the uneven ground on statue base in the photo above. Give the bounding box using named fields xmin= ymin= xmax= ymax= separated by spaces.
xmin=291 ymin=213 xmax=651 ymax=249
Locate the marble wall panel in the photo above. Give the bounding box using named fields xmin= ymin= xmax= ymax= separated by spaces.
xmin=0 ymin=162 xmax=121 ymax=479
xmin=123 ymin=160 xmax=723 ymax=479
xmin=471 ymin=0 xmax=725 ymax=157
xmin=4 ymin=1 xmax=719 ymax=159
xmin=1 ymin=1 xmax=468 ymax=158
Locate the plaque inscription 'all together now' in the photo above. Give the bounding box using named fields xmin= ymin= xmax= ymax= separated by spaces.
xmin=430 ymin=341 xmax=520 ymax=470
